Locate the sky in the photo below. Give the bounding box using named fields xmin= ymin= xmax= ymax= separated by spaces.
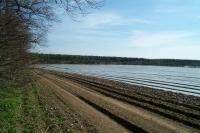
xmin=32 ymin=0 xmax=200 ymax=60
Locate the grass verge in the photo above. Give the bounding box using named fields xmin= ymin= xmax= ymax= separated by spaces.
xmin=0 ymin=81 xmax=22 ymax=133
xmin=0 ymin=79 xmax=46 ymax=133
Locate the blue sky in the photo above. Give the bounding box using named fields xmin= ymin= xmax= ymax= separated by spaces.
xmin=33 ymin=0 xmax=200 ymax=60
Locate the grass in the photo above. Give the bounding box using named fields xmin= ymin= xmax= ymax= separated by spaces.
xmin=0 ymin=79 xmax=47 ymax=133
xmin=0 ymin=81 xmax=22 ymax=133
xmin=0 ymin=75 xmax=79 ymax=132
xmin=19 ymin=83 xmax=46 ymax=133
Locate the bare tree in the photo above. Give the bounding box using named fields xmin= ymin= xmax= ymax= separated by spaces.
xmin=0 ymin=0 xmax=104 ymax=80
xmin=1 ymin=0 xmax=104 ymax=43
xmin=0 ymin=12 xmax=31 ymax=79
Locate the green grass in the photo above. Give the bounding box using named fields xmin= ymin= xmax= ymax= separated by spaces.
xmin=20 ymin=83 xmax=46 ymax=133
xmin=0 ymin=81 xmax=23 ymax=133
xmin=0 ymin=79 xmax=48 ymax=133
xmin=0 ymin=77 xmax=74 ymax=132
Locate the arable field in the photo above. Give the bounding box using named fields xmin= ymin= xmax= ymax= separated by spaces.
xmin=1 ymin=69 xmax=200 ymax=133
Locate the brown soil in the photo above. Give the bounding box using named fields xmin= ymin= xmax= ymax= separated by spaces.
xmin=34 ymin=69 xmax=200 ymax=133
xmin=35 ymin=71 xmax=128 ymax=133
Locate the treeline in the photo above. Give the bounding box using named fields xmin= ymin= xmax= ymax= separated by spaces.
xmin=33 ymin=53 xmax=200 ymax=67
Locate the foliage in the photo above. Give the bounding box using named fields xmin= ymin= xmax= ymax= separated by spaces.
xmin=33 ymin=53 xmax=200 ymax=67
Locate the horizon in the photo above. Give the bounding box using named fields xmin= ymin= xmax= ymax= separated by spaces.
xmin=32 ymin=0 xmax=200 ymax=60
xmin=34 ymin=53 xmax=200 ymax=61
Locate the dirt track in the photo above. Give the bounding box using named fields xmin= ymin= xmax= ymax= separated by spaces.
xmin=35 ymin=69 xmax=200 ymax=133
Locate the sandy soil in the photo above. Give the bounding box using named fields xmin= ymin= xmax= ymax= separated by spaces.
xmin=36 ymin=72 xmax=128 ymax=133
xmin=34 ymin=69 xmax=200 ymax=133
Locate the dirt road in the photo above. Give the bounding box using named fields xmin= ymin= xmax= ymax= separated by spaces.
xmin=35 ymin=70 xmax=200 ymax=133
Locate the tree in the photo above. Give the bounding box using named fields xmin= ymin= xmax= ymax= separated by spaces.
xmin=0 ymin=0 xmax=104 ymax=80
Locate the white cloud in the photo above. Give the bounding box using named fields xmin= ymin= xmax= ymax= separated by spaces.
xmin=130 ymin=31 xmax=196 ymax=48
xmin=82 ymin=12 xmax=151 ymax=28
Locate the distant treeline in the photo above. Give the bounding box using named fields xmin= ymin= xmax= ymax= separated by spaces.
xmin=32 ymin=53 xmax=200 ymax=67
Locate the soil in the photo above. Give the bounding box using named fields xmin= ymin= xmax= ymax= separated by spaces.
xmin=34 ymin=69 xmax=200 ymax=133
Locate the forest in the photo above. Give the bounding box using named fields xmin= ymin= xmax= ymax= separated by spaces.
xmin=33 ymin=53 xmax=200 ymax=67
